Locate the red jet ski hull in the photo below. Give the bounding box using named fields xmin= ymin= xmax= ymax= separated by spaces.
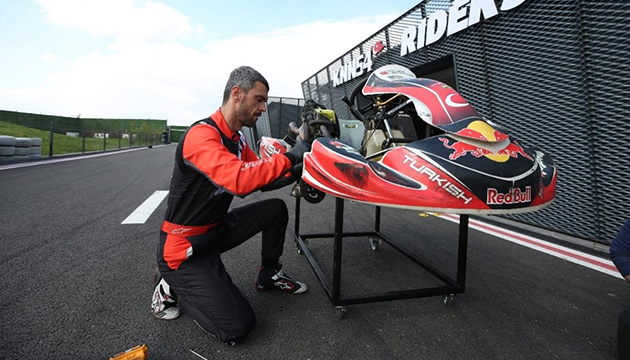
xmin=302 ymin=137 xmax=556 ymax=214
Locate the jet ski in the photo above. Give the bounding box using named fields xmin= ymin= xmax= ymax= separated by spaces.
xmin=301 ymin=135 xmax=556 ymax=213
xmin=259 ymin=64 xmax=556 ymax=213
xmin=296 ymin=64 xmax=556 ymax=214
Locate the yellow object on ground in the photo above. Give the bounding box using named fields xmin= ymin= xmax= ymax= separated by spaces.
xmin=109 ymin=345 xmax=148 ymax=360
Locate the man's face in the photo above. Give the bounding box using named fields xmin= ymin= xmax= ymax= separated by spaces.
xmin=235 ymin=81 xmax=268 ymax=128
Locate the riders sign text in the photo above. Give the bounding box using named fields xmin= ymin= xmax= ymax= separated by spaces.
xmin=333 ymin=0 xmax=528 ymax=87
xmin=401 ymin=0 xmax=527 ymax=56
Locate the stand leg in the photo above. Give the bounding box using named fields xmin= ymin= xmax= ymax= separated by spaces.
xmin=456 ymin=215 xmax=469 ymax=290
xmin=332 ymin=197 xmax=344 ymax=304
xmin=294 ymin=196 xmax=300 ymax=236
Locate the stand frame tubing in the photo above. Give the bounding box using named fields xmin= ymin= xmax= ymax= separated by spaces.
xmin=294 ymin=196 xmax=469 ymax=307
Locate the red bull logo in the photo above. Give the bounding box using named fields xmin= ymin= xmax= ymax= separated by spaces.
xmin=440 ymin=138 xmax=533 ymax=162
xmin=453 ymin=119 xmax=508 ymax=142
xmin=487 ymin=187 xmax=531 ymax=205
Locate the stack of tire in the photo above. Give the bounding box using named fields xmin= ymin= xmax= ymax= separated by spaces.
xmin=13 ymin=137 xmax=32 ymax=161
xmin=0 ymin=136 xmax=42 ymax=164
xmin=29 ymin=138 xmax=42 ymax=159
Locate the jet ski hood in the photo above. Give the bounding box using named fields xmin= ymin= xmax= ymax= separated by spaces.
xmin=302 ymin=137 xmax=556 ymax=214
xmin=362 ymin=64 xmax=508 ymax=143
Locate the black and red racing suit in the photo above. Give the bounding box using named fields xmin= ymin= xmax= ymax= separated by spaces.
xmin=157 ymin=108 xmax=295 ymax=343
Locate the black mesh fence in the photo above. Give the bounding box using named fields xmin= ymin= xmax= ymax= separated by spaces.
xmin=300 ymin=0 xmax=630 ymax=245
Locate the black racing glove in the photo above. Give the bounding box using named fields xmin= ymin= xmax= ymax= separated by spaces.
xmin=259 ymin=164 xmax=303 ymax=192
xmin=283 ymin=140 xmax=312 ymax=166
xmin=288 ymin=162 xmax=303 ymax=179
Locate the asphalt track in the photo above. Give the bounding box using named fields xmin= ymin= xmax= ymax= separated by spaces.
xmin=0 ymin=145 xmax=628 ymax=360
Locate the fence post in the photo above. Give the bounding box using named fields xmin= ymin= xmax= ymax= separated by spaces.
xmin=119 ymin=131 xmax=121 ymax=149
xmin=103 ymin=128 xmax=107 ymax=151
xmin=82 ymin=125 xmax=86 ymax=153
xmin=49 ymin=121 xmax=54 ymax=157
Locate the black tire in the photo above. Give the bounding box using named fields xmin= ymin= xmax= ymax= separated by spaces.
xmin=0 ymin=146 xmax=15 ymax=156
xmin=300 ymin=180 xmax=326 ymax=204
xmin=30 ymin=146 xmax=41 ymax=154
xmin=15 ymin=137 xmax=31 ymax=147
xmin=0 ymin=135 xmax=16 ymax=146
xmin=29 ymin=138 xmax=42 ymax=146
xmin=0 ymin=155 xmax=14 ymax=163
xmin=14 ymin=147 xmax=30 ymax=156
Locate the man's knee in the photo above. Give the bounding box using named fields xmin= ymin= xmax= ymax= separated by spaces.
xmin=185 ymin=299 xmax=257 ymax=343
xmin=210 ymin=303 xmax=257 ymax=343
xmin=224 ymin=309 xmax=257 ymax=343
xmin=267 ymin=198 xmax=288 ymax=223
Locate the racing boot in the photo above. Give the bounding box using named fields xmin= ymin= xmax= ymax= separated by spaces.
xmin=255 ymin=265 xmax=308 ymax=294
xmin=151 ymin=268 xmax=181 ymax=320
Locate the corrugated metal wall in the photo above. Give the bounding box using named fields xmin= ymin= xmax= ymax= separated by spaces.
xmin=300 ymin=0 xmax=630 ymax=245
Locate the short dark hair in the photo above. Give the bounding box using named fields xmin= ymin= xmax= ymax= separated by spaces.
xmin=222 ymin=66 xmax=269 ymax=105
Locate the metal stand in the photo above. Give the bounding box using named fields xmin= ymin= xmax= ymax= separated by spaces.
xmin=294 ymin=196 xmax=469 ymax=316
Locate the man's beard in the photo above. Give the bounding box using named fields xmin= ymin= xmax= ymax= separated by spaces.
xmin=236 ymin=103 xmax=257 ymax=128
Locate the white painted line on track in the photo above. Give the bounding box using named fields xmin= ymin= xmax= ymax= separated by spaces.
xmin=434 ymin=213 xmax=621 ymax=279
xmin=122 ymin=190 xmax=169 ymax=224
xmin=0 ymin=147 xmax=148 ymax=171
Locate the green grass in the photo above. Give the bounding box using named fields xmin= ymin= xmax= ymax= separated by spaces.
xmin=0 ymin=121 xmax=160 ymax=156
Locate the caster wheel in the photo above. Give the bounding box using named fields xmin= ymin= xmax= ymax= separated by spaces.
xmin=300 ymin=180 xmax=325 ymax=204
xmin=296 ymin=240 xmax=307 ymax=255
xmin=369 ymin=237 xmax=381 ymax=251
xmin=335 ymin=306 xmax=347 ymax=319
xmin=443 ymin=294 xmax=455 ymax=307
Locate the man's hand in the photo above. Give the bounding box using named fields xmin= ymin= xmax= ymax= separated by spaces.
xmin=284 ymin=140 xmax=312 ymax=166
xmin=288 ymin=163 xmax=303 ymax=179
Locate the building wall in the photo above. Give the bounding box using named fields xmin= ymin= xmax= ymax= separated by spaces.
xmin=301 ymin=0 xmax=630 ymax=245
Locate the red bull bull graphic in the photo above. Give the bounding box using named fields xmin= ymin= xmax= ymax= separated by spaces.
xmin=440 ymin=137 xmax=533 ymax=162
